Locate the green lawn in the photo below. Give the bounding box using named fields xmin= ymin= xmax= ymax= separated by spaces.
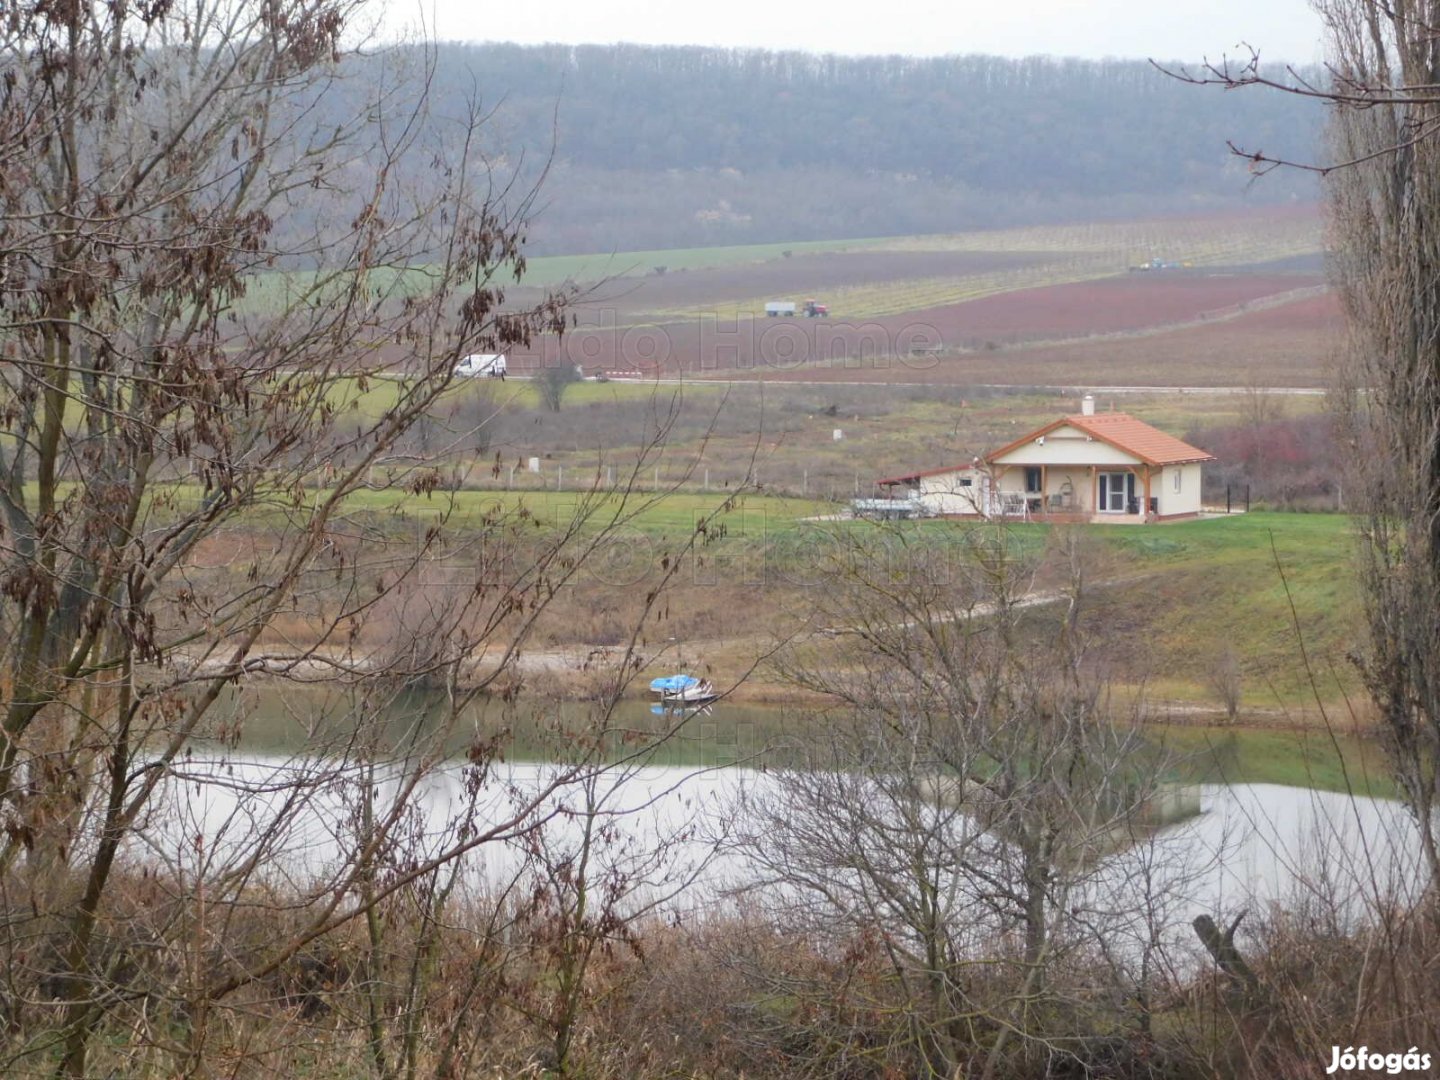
xmin=800 ymin=511 xmax=1360 ymax=711
xmin=514 ymin=236 xmax=891 ymax=287
xmin=1106 ymin=513 xmax=1358 ymax=701
xmin=324 ymin=372 xmax=717 ymax=423
xmin=336 ymin=486 xmax=831 ymax=536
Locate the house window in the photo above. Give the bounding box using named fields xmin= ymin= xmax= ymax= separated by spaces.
xmin=1024 ymin=467 xmax=1042 ymax=494
xmin=1173 ymin=470 xmax=1182 ymax=493
xmin=959 ymin=477 xmax=973 ymax=488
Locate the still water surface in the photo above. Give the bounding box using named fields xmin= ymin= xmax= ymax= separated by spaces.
xmin=148 ymin=686 xmax=1421 ymax=965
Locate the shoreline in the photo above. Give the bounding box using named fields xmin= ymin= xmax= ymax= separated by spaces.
xmin=176 ymin=639 xmax=1374 ymax=735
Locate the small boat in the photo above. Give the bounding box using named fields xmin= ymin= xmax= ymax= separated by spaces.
xmin=648 ymin=673 xmax=718 ymax=704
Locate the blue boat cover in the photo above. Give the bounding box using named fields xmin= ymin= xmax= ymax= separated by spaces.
xmin=649 ymin=674 xmax=701 ymax=693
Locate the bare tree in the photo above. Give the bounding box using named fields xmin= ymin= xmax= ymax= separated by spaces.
xmin=1321 ymin=1 xmax=1440 ymax=886
xmin=1171 ymin=1 xmax=1440 ymax=885
xmin=1207 ymin=646 xmax=1244 ymax=722
xmin=501 ymin=731 xmax=732 ymax=1076
xmin=0 ymin=4 xmax=754 ymax=1075
xmin=537 ymin=361 xmax=582 ymax=412
xmin=736 ymin=525 xmax=1188 ymax=1078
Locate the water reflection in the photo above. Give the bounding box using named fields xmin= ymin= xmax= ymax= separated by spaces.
xmin=147 ymin=749 xmax=1423 ymax=956
xmin=155 ymin=685 xmax=1423 ymax=971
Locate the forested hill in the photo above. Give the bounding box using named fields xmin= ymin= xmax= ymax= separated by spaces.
xmin=421 ymin=43 xmax=1322 ymax=253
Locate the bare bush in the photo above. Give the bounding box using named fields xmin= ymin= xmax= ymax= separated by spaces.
xmin=1207 ymin=647 xmax=1244 ymax=722
xmin=735 ymin=525 xmax=1194 ymax=1078
xmin=537 ymin=362 xmax=582 ymax=412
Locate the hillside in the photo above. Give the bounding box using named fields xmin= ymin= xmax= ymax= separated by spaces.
xmin=416 ymin=43 xmax=1324 ymax=252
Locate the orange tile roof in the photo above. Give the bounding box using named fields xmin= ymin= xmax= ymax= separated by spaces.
xmin=987 ymin=413 xmax=1215 ymax=467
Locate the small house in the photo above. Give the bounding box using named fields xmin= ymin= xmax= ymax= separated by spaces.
xmin=877 ymin=397 xmax=1214 ymax=523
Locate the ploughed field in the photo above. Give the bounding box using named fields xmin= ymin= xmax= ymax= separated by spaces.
xmin=893 ymin=272 xmax=1324 ymax=344
xmin=508 ymin=271 xmax=1333 ymax=386
xmin=499 ymin=206 xmax=1332 ymax=387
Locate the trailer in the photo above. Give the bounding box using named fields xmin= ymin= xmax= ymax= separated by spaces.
xmin=851 ymin=497 xmax=931 ymax=521
xmin=453 ymin=353 xmax=507 ymax=378
xmin=765 ymin=301 xmax=796 ymax=317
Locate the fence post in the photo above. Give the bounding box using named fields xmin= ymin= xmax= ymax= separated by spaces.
xmin=802 ymin=469 xmax=807 ymax=497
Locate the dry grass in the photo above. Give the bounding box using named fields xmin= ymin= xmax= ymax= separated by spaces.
xmin=14 ymin=867 xmax=1425 ymax=1080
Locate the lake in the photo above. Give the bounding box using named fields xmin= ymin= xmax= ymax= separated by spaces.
xmin=139 ymin=685 xmax=1423 ymax=970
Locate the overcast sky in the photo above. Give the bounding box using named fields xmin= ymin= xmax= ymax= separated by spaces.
xmin=382 ymin=0 xmax=1326 ymax=64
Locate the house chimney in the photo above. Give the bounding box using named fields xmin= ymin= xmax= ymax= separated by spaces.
xmin=1081 ymin=394 xmax=1095 ymax=416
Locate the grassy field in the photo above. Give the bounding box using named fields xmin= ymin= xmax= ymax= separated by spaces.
xmin=638 ymin=213 xmax=1324 ymax=322
xmin=233 ymin=210 xmax=1323 ymax=323
xmin=356 ymin=496 xmax=1360 ymax=717
xmin=1098 ymin=512 xmax=1359 ymax=705
xmin=736 ymin=510 xmax=1361 ymax=715
xmin=924 ymin=512 xmax=1359 ymax=711
xmin=233 ymin=237 xmax=893 ymax=317
xmin=515 ymin=236 xmax=891 ymax=287
xmin=324 ymin=371 xmax=719 ymax=423
xmin=189 ymin=461 xmax=1361 ymax=724
xmin=337 ymin=486 xmax=831 ymax=535
xmin=876 ymin=212 xmax=1321 ymax=261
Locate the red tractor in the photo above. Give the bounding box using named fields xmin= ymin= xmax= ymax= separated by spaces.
xmin=802 ymin=298 xmax=829 ymax=317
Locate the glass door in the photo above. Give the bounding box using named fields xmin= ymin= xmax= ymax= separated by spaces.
xmin=1100 ymin=472 xmax=1132 ymax=512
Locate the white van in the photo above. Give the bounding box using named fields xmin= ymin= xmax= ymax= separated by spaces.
xmin=453 ymin=353 xmax=507 ymax=378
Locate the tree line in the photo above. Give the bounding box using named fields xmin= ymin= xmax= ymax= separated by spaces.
xmin=406 ymin=42 xmax=1324 ymax=251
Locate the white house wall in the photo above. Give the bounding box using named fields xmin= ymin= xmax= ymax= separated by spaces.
xmin=1158 ymin=463 xmax=1203 ymax=516
xmin=918 ymin=471 xmax=986 ymax=515
xmin=991 ymin=426 xmax=1143 ymax=467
